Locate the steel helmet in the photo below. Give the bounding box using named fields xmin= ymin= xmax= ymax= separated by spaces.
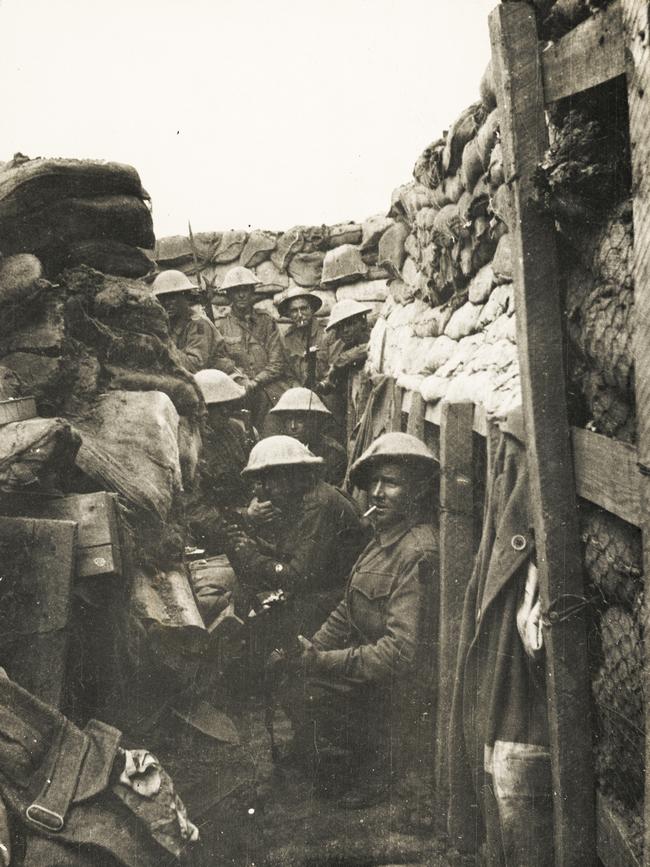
xmin=194 ymin=369 xmax=246 ymax=405
xmin=349 ymin=432 xmax=437 ymax=489
xmin=325 ymin=299 xmax=374 ymax=332
xmin=276 ymin=285 xmax=323 ymax=319
xmin=269 ymin=387 xmax=332 ymax=416
xmin=151 ymin=269 xmax=198 ymax=297
xmin=221 ymin=266 xmax=259 ymax=293
xmin=241 ymin=435 xmax=324 ymax=476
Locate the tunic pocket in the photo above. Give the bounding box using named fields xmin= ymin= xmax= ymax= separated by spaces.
xmin=349 ymin=570 xmax=395 ymax=640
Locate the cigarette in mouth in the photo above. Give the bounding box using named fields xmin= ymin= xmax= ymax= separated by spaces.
xmin=363 ymin=505 xmax=377 ymax=518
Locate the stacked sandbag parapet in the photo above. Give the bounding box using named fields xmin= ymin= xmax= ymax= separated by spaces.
xmin=364 ymin=65 xmax=520 ymax=423
xmin=154 ymin=217 xmax=392 ymax=328
xmin=0 ymin=155 xmax=155 ymax=277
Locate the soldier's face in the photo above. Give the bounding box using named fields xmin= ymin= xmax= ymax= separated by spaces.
xmin=261 ymin=468 xmax=297 ymax=508
xmin=368 ymin=461 xmax=412 ymax=530
xmin=230 ymin=286 xmax=256 ymax=315
xmin=282 ymin=412 xmax=316 ymax=444
xmin=336 ymin=314 xmax=366 ymax=347
xmin=160 ymin=292 xmax=190 ymax=320
xmin=287 ymin=299 xmax=313 ymax=329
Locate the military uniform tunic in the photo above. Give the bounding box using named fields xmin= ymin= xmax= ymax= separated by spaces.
xmin=171 ymin=312 xmax=238 ymax=375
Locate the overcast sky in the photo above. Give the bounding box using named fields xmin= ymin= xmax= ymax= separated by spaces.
xmin=1 ymin=0 xmax=496 ymax=239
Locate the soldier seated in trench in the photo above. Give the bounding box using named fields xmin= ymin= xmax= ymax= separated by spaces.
xmin=271 ymin=432 xmax=439 ymax=809
xmin=226 ymin=435 xmax=367 ymax=640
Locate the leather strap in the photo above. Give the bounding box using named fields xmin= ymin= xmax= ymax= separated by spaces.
xmin=26 ymin=720 xmax=89 ymax=832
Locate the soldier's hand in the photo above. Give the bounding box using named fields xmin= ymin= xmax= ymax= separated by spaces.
xmin=296 ymin=634 xmax=317 ymax=670
xmin=247 ymin=497 xmax=278 ymax=525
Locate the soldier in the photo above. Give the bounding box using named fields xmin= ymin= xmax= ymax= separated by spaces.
xmin=268 ymin=387 xmax=347 ymax=487
xmin=217 ymin=266 xmax=294 ymax=430
xmin=275 ymin=432 xmax=439 ymax=808
xmin=151 ymin=269 xmax=239 ymax=375
xmin=317 ymin=299 xmax=373 ymax=440
xmin=277 ymin=286 xmax=329 ymax=389
xmin=227 ymin=435 xmax=367 ymax=636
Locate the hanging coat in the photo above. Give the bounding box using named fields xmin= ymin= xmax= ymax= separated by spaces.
xmin=448 ymin=411 xmax=552 ymax=866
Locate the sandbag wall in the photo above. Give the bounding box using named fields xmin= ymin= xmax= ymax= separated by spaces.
xmin=154 ymin=220 xmax=392 ymax=327
xmin=0 ymin=157 xmax=213 ymax=720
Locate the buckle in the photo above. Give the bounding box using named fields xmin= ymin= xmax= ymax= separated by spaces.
xmin=26 ymin=803 xmax=64 ymax=832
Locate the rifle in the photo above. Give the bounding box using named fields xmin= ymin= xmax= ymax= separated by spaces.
xmin=188 ymin=219 xmax=215 ymax=324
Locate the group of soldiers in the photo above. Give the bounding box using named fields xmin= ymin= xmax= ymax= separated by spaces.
xmin=151 ymin=266 xmax=439 ymax=808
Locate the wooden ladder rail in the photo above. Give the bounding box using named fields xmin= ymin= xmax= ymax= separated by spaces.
xmin=490 ymin=4 xmax=598 ymax=865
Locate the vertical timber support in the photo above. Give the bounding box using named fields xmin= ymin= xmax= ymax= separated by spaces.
xmin=621 ymin=2 xmax=650 ymax=863
xmin=434 ymin=401 xmax=474 ymax=833
xmin=490 ymin=5 xmax=597 ymax=866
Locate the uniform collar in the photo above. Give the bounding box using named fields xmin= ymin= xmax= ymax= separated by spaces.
xmin=374 ymin=517 xmax=416 ymax=548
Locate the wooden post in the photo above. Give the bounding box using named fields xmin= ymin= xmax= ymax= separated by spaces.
xmin=490 ymin=5 xmax=597 ymax=865
xmin=434 ymin=401 xmax=474 ymax=834
xmin=620 ymin=2 xmax=650 ymax=862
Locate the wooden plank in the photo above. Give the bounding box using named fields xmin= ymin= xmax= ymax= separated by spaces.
xmin=406 ymin=390 xmax=426 ymax=441
xmin=571 ymin=427 xmax=642 ymax=526
xmin=597 ymin=793 xmax=642 ymax=867
xmin=620 ymin=2 xmax=650 ymax=862
xmin=391 ymin=382 xmax=404 ymax=432
xmin=0 ymin=491 xmax=122 ymax=577
xmin=542 ymin=2 xmax=625 ymax=103
xmin=490 ymin=6 xmax=597 ymax=865
xmin=0 ymin=516 xmax=77 ymax=707
xmin=434 ymin=401 xmax=475 ymax=836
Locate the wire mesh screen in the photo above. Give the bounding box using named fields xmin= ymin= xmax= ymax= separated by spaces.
xmin=580 ymin=502 xmax=645 ymax=860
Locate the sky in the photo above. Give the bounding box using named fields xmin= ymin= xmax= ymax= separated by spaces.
xmin=1 ymin=0 xmax=496 ymax=239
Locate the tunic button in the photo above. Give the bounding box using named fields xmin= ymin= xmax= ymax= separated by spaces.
xmin=511 ymin=534 xmax=527 ymax=551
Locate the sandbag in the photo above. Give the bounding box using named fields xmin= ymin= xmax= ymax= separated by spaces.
xmin=0 ymin=365 xmax=25 ymax=400
xmin=490 ymin=183 xmax=513 ymax=230
xmin=444 ymin=300 xmax=484 ymax=340
xmin=0 ymin=353 xmax=61 ymax=403
xmin=0 ymin=417 xmax=80 ymax=492
xmin=401 ymin=256 xmax=420 ymax=291
xmin=460 ymin=138 xmax=484 ymax=192
xmin=478 ymin=282 xmax=515 ymax=328
xmin=377 ymin=221 xmax=409 ymax=276
xmin=488 ymin=142 xmax=505 ymax=188
xmin=442 ymin=173 xmax=465 ymax=204
xmin=492 ymin=233 xmax=513 ymax=283
xmin=256 ymin=259 xmax=289 ymax=292
xmin=321 ymin=244 xmax=368 ymax=287
xmin=360 ymin=215 xmax=393 ymax=251
xmin=413 ymin=304 xmax=454 ymax=338
xmin=239 ymin=230 xmax=276 ymax=268
xmin=468 ymin=263 xmax=495 ymax=304
xmin=336 ymin=279 xmax=388 ymax=303
xmin=74 ymin=390 xmax=182 ymax=519
xmin=413 ymin=138 xmax=446 ymax=190
xmin=287 ymin=251 xmax=325 ymax=288
xmin=390 ymin=183 xmax=438 ymax=221
xmin=0 ymin=195 xmax=155 ymax=257
xmin=0 ymin=296 xmax=65 ymax=356
xmin=480 ymin=61 xmax=497 ymax=111
xmin=311 ymin=289 xmax=336 ymax=317
xmin=253 ymin=298 xmax=279 ymax=319
xmin=421 ymin=335 xmax=459 ymax=373
xmin=485 ymin=312 xmax=517 ymax=343
xmin=442 ymin=102 xmax=485 ymax=175
xmin=211 ymin=230 xmax=247 ymax=264
xmin=59 ymin=239 xmax=153 ymax=278
xmin=155 ymin=232 xmax=222 ymax=268
xmin=103 ymin=366 xmax=202 ymax=418
xmin=420 ymin=374 xmax=451 ymax=404
xmin=477 ymin=109 xmax=500 ymax=169
xmin=326 ymin=223 xmax=363 ymax=249
xmin=271 ymin=227 xmax=305 ymax=271
xmin=0 ymin=156 xmax=146 ymax=220
xmin=0 ymin=253 xmax=44 ymax=309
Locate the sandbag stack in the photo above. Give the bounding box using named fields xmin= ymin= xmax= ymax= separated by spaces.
xmin=154 ymin=218 xmax=391 ymax=329
xmin=0 ymin=155 xmax=155 ymax=277
xmin=361 ymin=73 xmax=520 ymax=421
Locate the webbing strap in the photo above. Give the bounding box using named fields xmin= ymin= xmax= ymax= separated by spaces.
xmin=26 ymin=720 xmax=89 ymax=832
